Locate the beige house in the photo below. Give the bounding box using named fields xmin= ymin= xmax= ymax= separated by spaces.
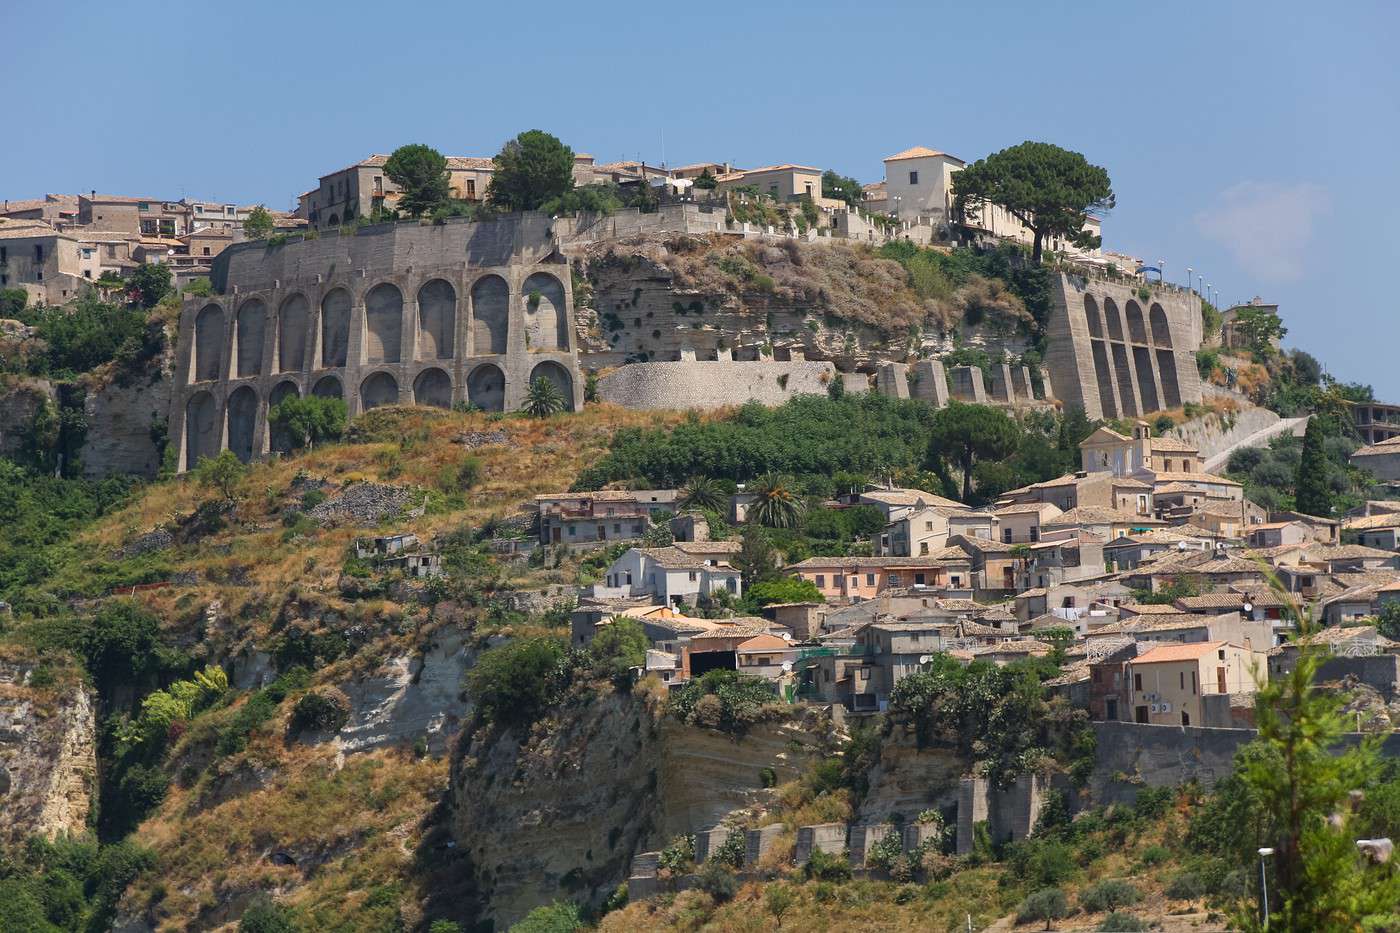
xmin=1080 ymin=422 xmax=1206 ymax=478
xmin=994 ymin=502 xmax=1063 ymax=544
xmin=1125 ymin=640 xmax=1259 ymax=726
xmin=1043 ymin=506 xmax=1165 ymax=541
xmin=714 ymin=164 xmax=835 ymax=206
xmin=999 ymin=470 xmax=1154 ymax=516
xmin=0 ymin=219 xmax=92 ymax=304
xmin=78 ymin=193 xmax=187 ymax=238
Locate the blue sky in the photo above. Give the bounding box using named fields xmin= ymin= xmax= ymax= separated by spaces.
xmin=3 ymin=1 xmax=1396 ymax=397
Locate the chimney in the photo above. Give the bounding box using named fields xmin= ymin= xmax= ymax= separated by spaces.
xmin=91 ymin=190 xmax=96 ymax=199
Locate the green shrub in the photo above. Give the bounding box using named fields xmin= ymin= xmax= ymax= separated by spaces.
xmin=1078 ymin=878 xmax=1141 ymax=912
xmin=1165 ymin=871 xmax=1207 ymax=900
xmin=508 ymin=901 xmax=583 ymax=932
xmin=668 ymin=669 xmax=778 ymax=733
xmin=1017 ymin=887 xmax=1069 ymax=928
xmin=657 ymin=835 xmax=695 ymax=873
xmin=804 ymin=848 xmax=852 ymax=882
xmin=1099 ymin=912 xmax=1148 ymax=932
xmin=1005 ymin=838 xmax=1076 ymax=888
xmin=289 ymin=690 xmax=349 ymax=734
xmin=696 ymin=862 xmax=739 ymax=903
xmin=1138 ymin=844 xmax=1170 ymax=866
xmin=708 ymin=829 xmax=746 ymax=868
xmin=240 ymin=895 xmax=298 ymax=932
xmin=865 ymin=830 xmax=905 ymax=871
xmin=466 ymin=636 xmax=571 ymax=727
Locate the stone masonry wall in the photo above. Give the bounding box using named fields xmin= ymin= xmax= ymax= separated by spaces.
xmin=597 ymin=359 xmax=836 ymax=411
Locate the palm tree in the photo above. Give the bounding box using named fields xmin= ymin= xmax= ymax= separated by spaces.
xmin=523 ymin=376 xmax=566 ymax=417
xmin=680 ymin=476 xmax=725 ymax=513
xmin=748 ymin=473 xmax=805 ymax=529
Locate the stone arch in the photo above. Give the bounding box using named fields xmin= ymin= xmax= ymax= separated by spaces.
xmin=360 ymin=371 xmax=399 ymax=410
xmin=522 ymin=271 xmax=568 ymax=351
xmin=312 ymin=374 xmax=343 ymax=399
xmin=234 ymin=300 xmax=266 ymax=378
xmin=327 ymin=213 xmax=339 ymax=227
xmin=1103 ymin=298 xmax=1125 ymax=342
xmin=268 ymin=380 xmax=299 ymax=454
xmin=321 ymin=289 xmax=351 ymax=368
xmin=417 ymin=279 xmax=456 ymax=360
xmin=1149 ymin=303 xmax=1172 ymax=347
xmin=184 ymin=390 xmax=219 ymax=469
xmin=471 ymin=274 xmax=509 ymax=355
xmin=364 ymin=283 xmax=403 ymax=364
xmin=1125 ymin=300 xmax=1148 ymax=344
xmin=529 ymin=360 xmax=574 ymax=410
xmin=278 ymin=294 xmax=310 ymax=373
xmin=1084 ymin=295 xmax=1104 ymax=339
xmin=413 ymin=367 xmax=453 ymax=408
xmin=466 ymin=363 xmax=505 ymax=412
xmin=226 ymin=385 xmax=259 ymax=463
xmin=193 ymin=303 xmax=224 ymax=382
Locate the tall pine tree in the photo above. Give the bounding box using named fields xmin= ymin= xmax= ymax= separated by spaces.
xmin=1294 ymin=417 xmax=1332 ymax=517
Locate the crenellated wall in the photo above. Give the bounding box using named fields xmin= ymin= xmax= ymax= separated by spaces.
xmin=170 ymin=215 xmax=583 ymax=471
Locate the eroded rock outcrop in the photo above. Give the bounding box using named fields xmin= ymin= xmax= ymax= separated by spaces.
xmin=449 ymin=691 xmax=826 ymax=928
xmin=0 ymin=655 xmax=97 ymax=845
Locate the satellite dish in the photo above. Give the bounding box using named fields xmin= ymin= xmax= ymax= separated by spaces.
xmin=781 ymin=661 xmax=792 ymax=673
xmin=1243 ymin=600 xmax=1255 ymax=614
xmin=918 ymin=655 xmax=932 ymax=664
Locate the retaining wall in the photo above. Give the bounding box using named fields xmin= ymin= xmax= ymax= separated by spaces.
xmin=597 ymin=359 xmax=836 ymax=410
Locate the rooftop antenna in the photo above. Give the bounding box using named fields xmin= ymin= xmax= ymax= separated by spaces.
xmin=660 ymin=128 xmax=666 ymax=170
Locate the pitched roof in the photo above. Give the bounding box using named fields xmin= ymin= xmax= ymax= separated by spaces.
xmin=994 ymin=502 xmax=1063 ymax=517
xmin=1309 ymin=544 xmax=1399 ymax=562
xmin=445 ymin=156 xmax=494 ymax=170
xmin=0 ymin=218 xmax=68 ymax=240
xmin=860 ymin=487 xmax=966 ymax=510
xmin=884 ymin=146 xmax=959 ymax=163
xmin=1132 ymin=641 xmax=1232 ymax=664
xmin=1150 ymin=471 xmax=1243 ymax=486
xmin=1081 ymin=426 xmax=1132 ymax=445
xmin=1345 ymin=513 xmax=1400 ymax=531
xmin=1150 ymin=436 xmax=1200 ymax=452
xmin=1043 ymin=506 xmax=1162 ymax=527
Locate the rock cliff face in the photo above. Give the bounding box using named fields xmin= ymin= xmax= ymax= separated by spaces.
xmin=572 ymin=236 xmax=1031 ymax=374
xmin=857 ymin=721 xmax=965 ymax=822
xmin=79 ymin=366 xmax=173 ymax=478
xmin=449 ymin=692 xmax=825 ymax=928
xmin=0 ymin=656 xmax=97 ymax=845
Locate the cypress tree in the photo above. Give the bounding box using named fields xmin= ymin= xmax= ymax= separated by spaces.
xmin=1294 ymin=416 xmax=1332 ymax=517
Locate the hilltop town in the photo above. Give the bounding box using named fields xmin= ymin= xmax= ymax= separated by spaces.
xmin=2 ymin=129 xmax=1399 ymax=932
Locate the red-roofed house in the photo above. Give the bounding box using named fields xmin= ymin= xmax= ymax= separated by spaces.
xmin=1124 ymin=640 xmax=1258 ymax=726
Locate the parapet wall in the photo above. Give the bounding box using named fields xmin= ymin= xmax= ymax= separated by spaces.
xmin=597 ymin=359 xmax=837 ymax=410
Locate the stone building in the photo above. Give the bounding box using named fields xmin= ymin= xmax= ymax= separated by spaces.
xmin=169 ymin=213 xmax=582 ymax=470
xmin=1045 ymin=272 xmax=1205 ymax=420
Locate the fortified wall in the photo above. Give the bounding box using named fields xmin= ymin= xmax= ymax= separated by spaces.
xmin=1044 ymin=273 xmax=1204 ymax=421
xmin=170 ymin=215 xmax=583 ymax=470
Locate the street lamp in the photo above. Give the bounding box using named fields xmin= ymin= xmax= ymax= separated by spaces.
xmin=1158 ymin=259 xmax=1166 ymax=284
xmin=1258 ymin=847 xmax=1274 ymax=927
xmin=1186 ymin=266 xmax=1192 ymax=291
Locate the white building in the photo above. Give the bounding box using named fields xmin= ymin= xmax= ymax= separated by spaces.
xmin=595 ymin=542 xmax=743 ymax=607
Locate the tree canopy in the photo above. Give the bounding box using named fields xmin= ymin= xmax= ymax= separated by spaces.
xmin=821 ymin=170 xmax=864 ymax=207
xmin=127 ymin=263 xmax=173 ymax=308
xmin=242 ymin=205 xmax=274 ymax=240
xmin=928 ymin=402 xmax=1021 ymax=501
xmin=383 ymin=144 xmax=452 ymax=217
xmin=486 ymin=130 xmax=576 ymax=212
xmin=952 ymin=141 xmax=1114 ymax=262
xmin=1293 ymin=416 xmax=1333 ymax=517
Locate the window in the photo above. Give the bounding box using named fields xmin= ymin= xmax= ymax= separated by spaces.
xmin=467 ymin=180 xmax=477 ymax=199
xmin=1133 ymin=672 xmax=1143 ymax=691
xmin=1191 ymin=671 xmax=1197 ymax=694
xmin=1179 ymin=671 xmax=1185 ymax=690
xmin=1181 ymin=711 xmax=1190 ymax=726
xmin=34 ymin=244 xmax=44 ymax=263
xmin=919 ymin=542 xmax=929 ymax=555
xmin=908 ymin=170 xmax=919 ymax=184
xmin=688 ymin=571 xmax=697 ymax=582
xmin=769 ymin=184 xmax=778 ymax=195
xmin=814 ymin=574 xmax=825 ymax=587
xmin=613 ymin=523 xmax=621 ymax=534
xmin=83 ymin=270 xmax=91 ymax=279
xmin=567 ymin=526 xmax=576 ymax=536
xmin=202 ymin=247 xmax=210 ymax=256
xmin=866 ymin=573 xmax=876 ymax=586
xmin=138 ymin=202 xmax=150 ymax=211
xmin=804 ymin=183 xmax=813 ymax=197
xmin=1003 ymin=529 xmax=1013 ymax=543
xmin=914 ymin=573 xmax=925 ymax=585
xmin=889 ymin=574 xmax=900 ymax=586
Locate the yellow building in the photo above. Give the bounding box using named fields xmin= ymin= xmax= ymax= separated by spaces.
xmin=1125 ymin=640 xmax=1259 ymax=726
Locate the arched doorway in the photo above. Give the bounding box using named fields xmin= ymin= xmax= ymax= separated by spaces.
xmin=268 ymin=380 xmax=300 ymax=454
xmin=522 ymin=272 xmax=567 ymax=351
xmin=466 ymin=363 xmax=505 ymax=412
xmin=184 ymin=390 xmax=219 ymax=470
xmin=360 ymin=371 xmax=399 ymax=410
xmin=234 ymin=300 xmax=266 ymax=378
xmin=321 ymin=289 xmax=351 ymax=368
xmin=413 ymin=368 xmax=452 ymax=408
xmin=193 ymin=304 xmax=224 ymax=382
xmin=471 ymin=275 xmax=509 ymax=355
xmin=364 ymin=283 xmax=403 ymax=364
xmin=417 ymin=279 xmax=456 ymax=360
xmin=278 ymin=294 xmax=310 ymax=373
xmin=529 ymin=360 xmax=574 ymax=410
xmin=226 ymin=386 xmax=259 ymax=463
xmin=312 ymin=375 xmax=343 ymax=399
